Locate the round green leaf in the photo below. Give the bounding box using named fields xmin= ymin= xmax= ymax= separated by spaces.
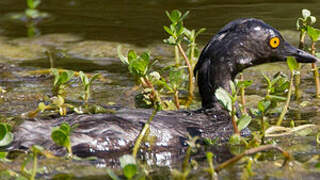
xmin=51 ymin=129 xmax=68 ymax=147
xmin=0 ymin=124 xmax=7 ymax=141
xmin=123 ymin=164 xmax=137 ymax=179
xmin=60 ymin=123 xmax=71 ymax=135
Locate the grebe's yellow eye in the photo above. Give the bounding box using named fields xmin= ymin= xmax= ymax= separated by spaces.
xmin=269 ymin=37 xmax=280 ymax=48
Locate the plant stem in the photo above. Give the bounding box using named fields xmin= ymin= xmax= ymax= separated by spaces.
xmin=174 ymin=90 xmax=180 ymax=109
xmin=132 ymin=109 xmax=158 ymax=158
xmin=276 ymin=72 xmax=294 ymax=126
xmin=214 ymin=144 xmax=291 ymax=172
xmin=294 ymin=32 xmax=305 ymax=100
xmin=182 ymin=144 xmax=192 ymax=173
xmin=46 ymin=51 xmax=54 ymax=69
xmin=189 ymin=42 xmax=195 ymax=69
xmin=177 ymin=43 xmax=194 ymax=107
xmin=30 ymin=153 xmax=38 ymax=180
xmin=231 ymin=102 xmax=240 ymax=135
xmin=239 ymin=73 xmax=247 ymax=114
xmin=206 ymin=152 xmax=217 ymax=180
xmin=311 ymin=41 xmax=320 ymax=98
xmin=67 ymin=144 xmax=73 ymax=158
xmin=175 ymin=45 xmax=180 ymax=66
xmin=141 ymin=77 xmax=160 ymax=104
xmin=260 ymin=115 xmax=265 ymax=144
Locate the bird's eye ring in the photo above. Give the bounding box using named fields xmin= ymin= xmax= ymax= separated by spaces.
xmin=269 ymin=37 xmax=280 ymax=48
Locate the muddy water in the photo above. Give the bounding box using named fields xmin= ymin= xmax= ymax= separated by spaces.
xmin=0 ymin=0 xmax=320 ymax=179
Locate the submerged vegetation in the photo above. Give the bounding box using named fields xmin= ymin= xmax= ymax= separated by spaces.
xmin=0 ymin=5 xmax=320 ymax=180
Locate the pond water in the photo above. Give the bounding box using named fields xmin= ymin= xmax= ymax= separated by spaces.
xmin=1 ymin=0 xmax=320 ymax=179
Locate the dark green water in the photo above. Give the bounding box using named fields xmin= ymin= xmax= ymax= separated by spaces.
xmin=1 ymin=0 xmax=320 ymax=45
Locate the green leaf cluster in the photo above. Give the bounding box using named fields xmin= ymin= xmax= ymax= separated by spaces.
xmin=51 ymin=69 xmax=74 ymax=97
xmin=163 ymin=10 xmax=189 ymax=45
xmin=79 ymin=71 xmax=100 ymax=104
xmin=119 ymin=49 xmax=152 ymax=79
xmin=51 ymin=122 xmax=72 ymax=156
xmin=215 ymin=80 xmax=253 ymax=132
xmin=296 ymin=9 xmax=316 ymax=32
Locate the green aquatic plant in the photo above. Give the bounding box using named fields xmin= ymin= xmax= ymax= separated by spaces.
xmin=163 ymin=10 xmax=190 ymax=66
xmin=28 ymin=69 xmax=107 ymax=117
xmin=249 ymin=72 xmax=289 ymax=141
xmin=28 ymin=95 xmax=74 ymax=117
xmin=51 ymin=122 xmax=73 ymax=157
xmin=20 ymin=145 xmax=44 ymax=180
xmin=205 ymin=152 xmax=217 ymax=180
xmin=171 ymin=136 xmax=199 ymax=180
xmin=51 ymin=68 xmax=75 ymax=97
xmin=183 ymin=27 xmax=206 ymax=68
xmin=277 ymin=57 xmax=299 ymax=126
xmin=163 ymin=10 xmax=205 ymax=107
xmin=107 ymin=154 xmax=146 ymax=180
xmin=214 ymin=144 xmax=291 ymax=173
xmin=118 ymin=48 xmax=162 ymax=157
xmin=25 ymin=0 xmax=49 ymax=20
xmin=215 ymin=80 xmax=252 ymax=136
xmin=118 ymin=48 xmax=162 ymax=109
xmin=306 ymin=25 xmax=320 ymax=98
xmin=79 ymin=71 xmax=100 ymax=105
xmin=295 ymin=9 xmax=317 ymax=99
xmin=25 ymin=0 xmax=42 ymax=19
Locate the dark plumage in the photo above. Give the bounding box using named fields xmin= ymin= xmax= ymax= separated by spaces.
xmin=194 ymin=18 xmax=319 ymax=109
